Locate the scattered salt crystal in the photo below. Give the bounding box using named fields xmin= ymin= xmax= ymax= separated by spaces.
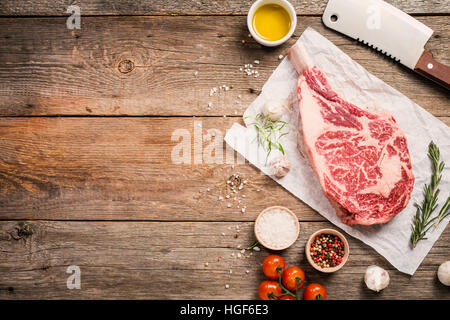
xmin=246 ymin=270 xmax=250 ymax=274
xmin=218 ymin=196 xmax=223 ymax=201
xmin=237 ymin=253 xmax=241 ymax=258
xmin=206 ymin=187 xmax=210 ymax=192
xmin=254 ymin=60 xmax=260 ymax=64
xmin=227 ymin=203 xmax=231 ymax=208
xmin=194 ymin=71 xmax=198 ymax=76
xmin=221 ymin=232 xmax=226 ymax=236
xmin=253 ymin=246 xmax=260 ymax=251
xmin=229 ymin=269 xmax=233 ymax=274
xmin=278 ymin=54 xmax=284 ymax=60
xmin=240 ymin=249 xmax=246 ymax=254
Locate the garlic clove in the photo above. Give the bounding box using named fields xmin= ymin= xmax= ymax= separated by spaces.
xmin=269 ymin=155 xmax=291 ymax=178
xmin=437 ymin=261 xmax=450 ymax=286
xmin=262 ymin=100 xmax=286 ymax=121
xmin=364 ymin=265 xmax=390 ymax=292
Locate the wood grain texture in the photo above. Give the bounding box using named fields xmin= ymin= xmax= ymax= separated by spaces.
xmin=0 ymin=117 xmax=320 ymax=221
xmin=0 ymin=16 xmax=448 ymax=116
xmin=1 ymin=0 xmax=449 ymax=16
xmin=1 ymin=116 xmax=449 ymax=221
xmin=0 ymin=221 xmax=448 ymax=299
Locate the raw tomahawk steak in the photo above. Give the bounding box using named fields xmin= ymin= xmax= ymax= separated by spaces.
xmin=288 ymin=43 xmax=414 ymax=226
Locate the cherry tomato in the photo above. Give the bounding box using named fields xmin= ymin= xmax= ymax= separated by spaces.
xmin=258 ymin=280 xmax=282 ymax=300
xmin=262 ymin=255 xmax=285 ymax=279
xmin=282 ymin=266 xmax=305 ymax=291
xmin=303 ymin=283 xmax=327 ymax=300
xmin=279 ymin=295 xmax=297 ymax=300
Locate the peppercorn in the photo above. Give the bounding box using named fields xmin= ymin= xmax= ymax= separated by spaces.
xmin=310 ymin=233 xmax=345 ymax=269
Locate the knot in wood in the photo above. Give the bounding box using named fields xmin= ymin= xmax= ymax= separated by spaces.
xmin=118 ymin=59 xmax=135 ymax=74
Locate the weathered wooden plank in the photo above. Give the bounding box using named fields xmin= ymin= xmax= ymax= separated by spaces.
xmin=0 ymin=116 xmax=322 ymax=221
xmin=0 ymin=16 xmax=448 ymax=116
xmin=0 ymin=0 xmax=448 ymax=16
xmin=0 ymin=221 xmax=448 ymax=299
xmin=0 ymin=116 xmax=448 ymax=221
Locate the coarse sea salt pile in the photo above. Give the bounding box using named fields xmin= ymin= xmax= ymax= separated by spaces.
xmin=255 ymin=208 xmax=298 ymax=249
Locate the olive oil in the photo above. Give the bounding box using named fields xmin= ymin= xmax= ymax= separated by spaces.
xmin=252 ymin=4 xmax=291 ymax=42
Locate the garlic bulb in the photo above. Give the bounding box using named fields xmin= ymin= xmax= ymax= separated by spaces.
xmin=262 ymin=100 xmax=286 ymax=121
xmin=269 ymin=155 xmax=291 ymax=178
xmin=437 ymin=261 xmax=450 ymax=286
xmin=364 ymin=265 xmax=390 ymax=292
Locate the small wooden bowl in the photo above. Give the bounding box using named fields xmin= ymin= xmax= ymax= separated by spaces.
xmin=254 ymin=206 xmax=300 ymax=251
xmin=305 ymin=228 xmax=349 ymax=273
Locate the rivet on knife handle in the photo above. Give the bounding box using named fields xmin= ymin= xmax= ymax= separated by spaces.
xmin=414 ymin=51 xmax=450 ymax=90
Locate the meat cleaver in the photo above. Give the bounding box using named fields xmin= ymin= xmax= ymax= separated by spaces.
xmin=322 ymin=0 xmax=450 ymax=90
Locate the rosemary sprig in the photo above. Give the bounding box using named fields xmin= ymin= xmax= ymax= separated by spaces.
xmin=433 ymin=196 xmax=450 ymax=230
xmin=247 ymin=113 xmax=288 ymax=163
xmin=410 ymin=141 xmax=448 ymax=248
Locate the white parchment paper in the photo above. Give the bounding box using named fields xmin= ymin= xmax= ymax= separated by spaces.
xmin=225 ymin=28 xmax=450 ymax=275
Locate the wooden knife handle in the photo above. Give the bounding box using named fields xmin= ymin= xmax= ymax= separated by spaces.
xmin=414 ymin=50 xmax=450 ymax=90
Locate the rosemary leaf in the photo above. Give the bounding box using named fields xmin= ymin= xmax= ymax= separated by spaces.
xmin=247 ymin=112 xmax=288 ymax=163
xmin=411 ymin=141 xmax=447 ymax=248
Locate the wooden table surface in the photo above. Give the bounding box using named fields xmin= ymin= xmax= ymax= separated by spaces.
xmin=0 ymin=1 xmax=449 ymax=300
